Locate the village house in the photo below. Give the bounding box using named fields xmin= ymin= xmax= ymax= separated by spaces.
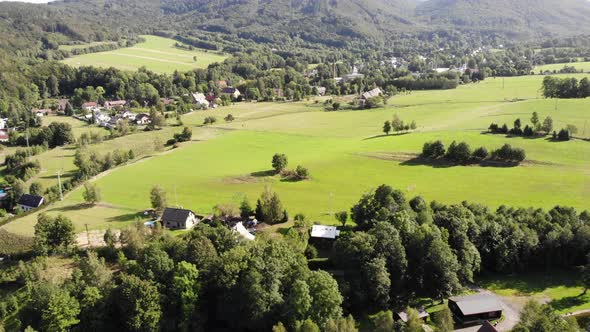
xmin=104 ymin=100 xmax=127 ymax=110
xmin=221 ymin=87 xmax=241 ymax=100
xmin=119 ymin=110 xmax=136 ymax=120
xmin=311 ymin=225 xmax=341 ymax=239
xmin=231 ymin=222 xmax=255 ymax=241
xmin=93 ymin=110 xmax=111 ymax=125
xmin=32 ymin=109 xmax=52 ymax=117
xmin=105 ymin=116 xmax=124 ymax=130
xmin=135 ymin=113 xmax=151 ymax=125
xmin=81 ymin=102 xmax=98 ymax=112
xmin=361 ymin=87 xmax=383 ymax=100
xmin=0 ymin=130 xmax=8 ymax=143
xmin=161 ymin=207 xmax=201 ymax=230
xmin=316 ymin=87 xmax=327 ymax=96
xmin=0 ymin=118 xmax=7 ymax=130
xmin=448 ymin=294 xmax=503 ymax=325
xmin=206 ymin=93 xmax=218 ymax=108
xmin=191 ymin=93 xmax=209 ymax=108
xmin=18 ymin=194 xmax=44 ymax=212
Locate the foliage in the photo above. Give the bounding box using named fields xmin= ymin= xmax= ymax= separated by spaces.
xmin=33 ymin=213 xmax=76 ymax=256
xmin=82 ymin=182 xmax=101 ymax=205
xmin=272 ymin=153 xmax=288 ymax=173
xmin=150 ymin=186 xmax=167 ymax=213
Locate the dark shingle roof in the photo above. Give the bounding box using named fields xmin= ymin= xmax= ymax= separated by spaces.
xmin=18 ymin=194 xmax=43 ymax=208
xmin=161 ymin=208 xmax=193 ymax=223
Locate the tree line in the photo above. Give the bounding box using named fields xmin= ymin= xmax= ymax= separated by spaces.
xmin=542 ymin=76 xmax=590 ymax=98
xmin=422 ymin=140 xmax=526 ymax=164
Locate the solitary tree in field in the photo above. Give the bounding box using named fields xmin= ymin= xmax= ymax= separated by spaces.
xmin=150 ymin=186 xmax=167 ymax=213
xmin=272 ymin=153 xmax=288 ymax=173
xmin=83 ymin=182 xmax=101 ymax=205
xmin=383 ymin=121 xmax=391 ymax=135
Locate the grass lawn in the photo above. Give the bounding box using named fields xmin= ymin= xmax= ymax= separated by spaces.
xmin=2 ymin=74 xmax=589 ymax=238
xmin=61 ymin=35 xmax=228 ymax=74
xmin=535 ymin=61 xmax=590 ymax=73
xmin=479 ymin=270 xmax=590 ymax=314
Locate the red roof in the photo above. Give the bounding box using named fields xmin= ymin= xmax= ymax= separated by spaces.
xmin=82 ymin=102 xmax=97 ymax=107
xmin=0 ymin=130 xmax=8 ymax=140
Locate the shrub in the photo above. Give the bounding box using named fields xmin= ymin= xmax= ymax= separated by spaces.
xmin=491 ymin=144 xmax=526 ymax=162
xmin=446 ymin=141 xmax=471 ymax=163
xmin=422 ymin=140 xmax=445 ymax=158
xmin=557 ymin=128 xmax=571 ymax=141
xmin=472 ymin=147 xmax=489 ymax=161
xmin=295 ymin=165 xmax=310 ymax=180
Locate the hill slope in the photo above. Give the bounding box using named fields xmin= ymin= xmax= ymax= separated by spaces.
xmin=416 ymin=0 xmax=590 ymax=37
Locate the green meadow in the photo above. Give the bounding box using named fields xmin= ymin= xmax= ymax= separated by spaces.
xmin=536 ymin=61 xmax=590 ymax=73
xmin=2 ymin=74 xmax=590 ymax=235
xmin=61 ymin=35 xmax=228 ymax=73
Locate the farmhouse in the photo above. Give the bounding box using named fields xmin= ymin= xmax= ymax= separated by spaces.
xmin=316 ymin=87 xmax=327 ymax=96
xmin=0 ymin=118 xmax=7 ymax=130
xmin=191 ymin=93 xmax=209 ymax=107
xmin=216 ymin=80 xmax=230 ymax=89
xmin=221 ymin=87 xmax=241 ymax=100
xmin=104 ymin=100 xmax=127 ymax=110
xmin=18 ymin=194 xmax=44 ymax=212
xmin=311 ymin=225 xmax=341 ymax=239
xmin=135 ymin=113 xmax=151 ymax=125
xmin=161 ymin=207 xmax=200 ymax=230
xmin=232 ymin=222 xmax=255 ymax=241
xmin=448 ymin=294 xmax=502 ymax=325
xmin=81 ymin=102 xmax=98 ymax=111
xmin=32 ymin=109 xmax=52 ymax=117
xmin=361 ymin=87 xmax=383 ymax=100
xmin=0 ymin=130 xmax=8 ymax=143
xmin=119 ymin=110 xmax=136 ymax=120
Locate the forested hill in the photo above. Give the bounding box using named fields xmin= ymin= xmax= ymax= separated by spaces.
xmin=416 ymin=0 xmax=590 ymax=38
xmin=1 ymin=0 xmax=590 ymax=60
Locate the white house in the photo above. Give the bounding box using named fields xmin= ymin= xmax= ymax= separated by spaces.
xmin=161 ymin=207 xmax=200 ymax=230
xmin=311 ymin=225 xmax=341 ymax=239
xmin=232 ymin=222 xmax=255 ymax=241
xmin=221 ymin=87 xmax=241 ymax=100
xmin=361 ymin=87 xmax=383 ymax=100
xmin=191 ymin=93 xmax=209 ymax=108
xmin=18 ymin=194 xmax=44 ymax=212
xmin=0 ymin=118 xmax=8 ymax=130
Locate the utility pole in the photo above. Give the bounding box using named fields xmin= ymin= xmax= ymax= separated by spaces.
xmin=85 ymin=223 xmax=90 ymax=247
xmin=57 ymin=171 xmax=63 ymax=201
xmin=174 ymin=185 xmax=178 ymax=207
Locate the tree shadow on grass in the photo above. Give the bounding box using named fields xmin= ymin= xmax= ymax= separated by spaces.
xmin=106 ymin=212 xmax=144 ymax=223
xmin=400 ymin=157 xmax=520 ymax=169
xmin=49 ymin=203 xmax=88 ymax=213
xmin=363 ymin=132 xmax=410 ymax=141
xmin=250 ymin=170 xmax=277 ymax=177
xmin=478 ymin=269 xmax=581 ymax=296
xmin=549 ymin=294 xmax=590 ymax=313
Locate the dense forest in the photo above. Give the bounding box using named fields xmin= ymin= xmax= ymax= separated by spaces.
xmin=0 ymin=186 xmax=588 ymax=331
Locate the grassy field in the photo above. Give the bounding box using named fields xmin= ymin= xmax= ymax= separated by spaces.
xmin=61 ymin=35 xmax=228 ymax=73
xmin=2 ymin=74 xmax=589 ymax=236
xmin=479 ymin=270 xmax=590 ymax=314
xmin=535 ymin=61 xmax=590 ymax=73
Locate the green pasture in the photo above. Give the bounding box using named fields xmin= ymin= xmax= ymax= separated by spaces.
xmin=535 ymin=61 xmax=590 ymax=73
xmin=479 ymin=270 xmax=590 ymax=314
xmin=2 ymin=74 xmax=589 ymax=236
xmin=61 ymin=35 xmax=228 ymax=73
